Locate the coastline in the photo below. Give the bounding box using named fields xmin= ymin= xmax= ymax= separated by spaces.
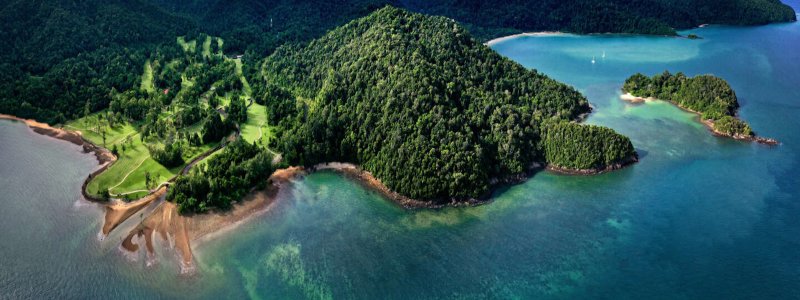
xmin=0 ymin=113 xmax=307 ymax=272
xmin=119 ymin=166 xmax=306 ymax=273
xmin=2 ymin=111 xmax=637 ymax=272
xmin=485 ymin=31 xmax=568 ymax=46
xmin=311 ymin=162 xmax=490 ymax=209
xmin=0 ymin=114 xmax=115 ymax=166
xmin=545 ymin=155 xmax=639 ymax=175
xmin=484 ymin=29 xmax=684 ymax=47
xmin=619 ymin=93 xmax=779 ymax=145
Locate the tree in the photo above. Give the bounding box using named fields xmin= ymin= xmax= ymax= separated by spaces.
xmin=144 ymin=171 xmax=151 ymax=190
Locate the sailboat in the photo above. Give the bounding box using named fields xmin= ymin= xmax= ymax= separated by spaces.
xmin=602 ymin=51 xmax=606 ymax=59
xmin=591 ymin=56 xmax=596 ymax=64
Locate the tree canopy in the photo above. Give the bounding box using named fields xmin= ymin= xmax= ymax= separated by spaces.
xmin=261 ymin=7 xmax=634 ymax=201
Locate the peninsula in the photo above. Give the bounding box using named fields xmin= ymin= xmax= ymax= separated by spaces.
xmin=260 ymin=7 xmax=636 ymax=204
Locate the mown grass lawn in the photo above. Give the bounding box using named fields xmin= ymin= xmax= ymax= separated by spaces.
xmin=177 ymin=36 xmax=196 ymax=53
xmin=68 ymin=111 xmax=218 ymax=198
xmin=64 ymin=111 xmax=137 ymax=146
xmin=240 ymin=102 xmax=274 ymax=143
xmin=140 ymin=60 xmax=155 ymax=93
xmin=202 ymin=35 xmax=212 ymax=59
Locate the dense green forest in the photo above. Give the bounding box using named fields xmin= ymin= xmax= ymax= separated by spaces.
xmin=623 ymin=71 xmax=754 ymax=136
xmin=1 ymin=1 xmax=792 ymax=208
xmin=261 ymin=7 xmax=634 ymax=201
xmin=542 ymin=122 xmax=637 ymax=171
xmin=167 ymin=139 xmax=277 ymax=213
xmin=0 ymin=0 xmax=794 ymax=123
xmin=401 ymin=0 xmax=797 ymax=37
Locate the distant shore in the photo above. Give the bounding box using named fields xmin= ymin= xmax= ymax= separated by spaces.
xmin=485 ymin=31 xmax=568 ymax=46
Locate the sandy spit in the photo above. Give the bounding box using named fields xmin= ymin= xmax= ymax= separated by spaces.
xmin=485 ymin=31 xmax=567 ymax=46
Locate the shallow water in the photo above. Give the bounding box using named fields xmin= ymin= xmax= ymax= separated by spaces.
xmin=2 ymin=7 xmax=800 ymax=299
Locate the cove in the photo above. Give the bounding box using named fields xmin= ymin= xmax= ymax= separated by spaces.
xmin=2 ymin=12 xmax=800 ymax=300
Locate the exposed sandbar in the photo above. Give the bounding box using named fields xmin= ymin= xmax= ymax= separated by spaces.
xmin=485 ymin=31 xmax=568 ymax=46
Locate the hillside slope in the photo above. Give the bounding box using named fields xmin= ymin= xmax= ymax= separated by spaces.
xmin=0 ymin=0 xmax=195 ymax=123
xmin=1 ymin=0 xmax=794 ymax=123
xmin=400 ymin=0 xmax=797 ymax=37
xmin=261 ymin=7 xmax=635 ymax=201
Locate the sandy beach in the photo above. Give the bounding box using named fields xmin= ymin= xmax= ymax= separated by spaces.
xmin=484 ymin=31 xmax=568 ymax=46
xmin=103 ymin=187 xmax=166 ymax=235
xmin=619 ymin=92 xmax=657 ymax=103
xmin=118 ymin=166 xmax=307 ymax=272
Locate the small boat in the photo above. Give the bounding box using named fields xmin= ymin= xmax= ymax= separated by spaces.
xmin=602 ymin=51 xmax=606 ymax=59
xmin=591 ymin=56 xmax=596 ymax=64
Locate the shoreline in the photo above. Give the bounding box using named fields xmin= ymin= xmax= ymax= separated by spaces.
xmin=545 ymin=155 xmax=639 ymax=175
xmin=311 ymin=163 xmax=490 ymax=209
xmin=485 ymin=31 xmax=568 ymax=46
xmin=0 ymin=114 xmax=116 ymax=166
xmin=120 ymin=166 xmax=307 ymax=273
xmin=0 ymin=113 xmax=306 ymax=272
xmin=312 ymin=160 xmax=636 ymax=208
xmin=484 ymin=29 xmax=682 ymax=47
xmin=2 ymin=112 xmax=637 ymax=272
xmin=619 ymin=93 xmax=779 ymax=145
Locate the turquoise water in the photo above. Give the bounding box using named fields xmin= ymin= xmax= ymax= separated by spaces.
xmin=2 ymin=10 xmax=800 ymax=300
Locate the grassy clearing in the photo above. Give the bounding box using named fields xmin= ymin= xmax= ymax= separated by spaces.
xmin=65 ymin=111 xmax=138 ymax=146
xmin=140 ymin=60 xmax=155 ymax=93
xmin=240 ymin=102 xmax=274 ymax=143
xmin=177 ymin=36 xmax=196 ymax=53
xmin=68 ymin=111 xmax=219 ymax=198
xmin=202 ymin=35 xmax=212 ymax=59
xmin=233 ymin=58 xmax=252 ymax=95
xmin=83 ymin=126 xmax=166 ymax=197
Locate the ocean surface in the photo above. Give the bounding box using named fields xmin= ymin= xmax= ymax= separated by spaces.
xmin=2 ymin=7 xmax=800 ymax=299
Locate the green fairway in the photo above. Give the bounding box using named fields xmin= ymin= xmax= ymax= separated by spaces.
xmin=140 ymin=60 xmax=155 ymax=93
xmin=65 ymin=114 xmax=138 ymax=148
xmin=240 ymin=102 xmax=274 ymax=143
xmin=233 ymin=58 xmax=252 ymax=95
xmin=66 ymin=35 xmax=267 ymax=199
xmin=177 ymin=36 xmax=196 ymax=53
xmin=82 ymin=125 xmax=165 ymax=197
xmin=202 ymin=35 xmax=212 ymax=58
xmin=67 ymin=111 xmax=219 ymax=198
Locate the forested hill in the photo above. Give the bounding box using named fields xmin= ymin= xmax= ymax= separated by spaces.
xmin=0 ymin=0 xmax=794 ymax=123
xmin=0 ymin=0 xmax=195 ymax=123
xmin=400 ymin=0 xmax=798 ymax=37
xmin=261 ymin=7 xmax=635 ymax=201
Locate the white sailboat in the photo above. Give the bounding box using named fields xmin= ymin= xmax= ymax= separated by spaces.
xmin=602 ymin=51 xmax=606 ymax=59
xmin=591 ymin=56 xmax=596 ymax=64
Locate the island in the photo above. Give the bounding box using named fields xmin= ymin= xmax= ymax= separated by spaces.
xmin=622 ymin=71 xmax=778 ymax=144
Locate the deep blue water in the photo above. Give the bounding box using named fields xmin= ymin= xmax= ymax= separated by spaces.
xmin=1 ymin=5 xmax=799 ymax=299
